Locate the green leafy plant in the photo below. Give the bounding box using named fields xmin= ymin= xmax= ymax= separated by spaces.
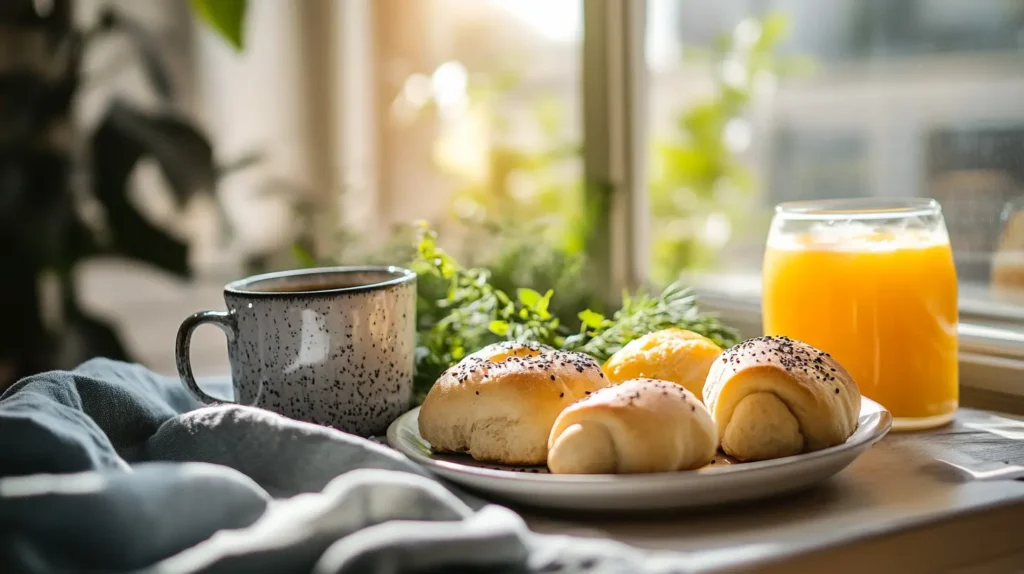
xmin=564 ymin=283 xmax=739 ymax=361
xmin=190 ymin=0 xmax=247 ymax=50
xmin=406 ymin=223 xmax=738 ymax=398
xmin=0 ymin=0 xmax=250 ymax=388
xmin=648 ymin=12 xmax=811 ymax=282
xmin=412 ymin=12 xmax=807 ymax=288
xmin=409 ymin=224 xmax=565 ymax=397
xmin=457 ymin=221 xmax=595 ymax=330
xmin=434 ymin=73 xmax=583 ymax=247
xmin=394 ymin=67 xmax=592 ymax=326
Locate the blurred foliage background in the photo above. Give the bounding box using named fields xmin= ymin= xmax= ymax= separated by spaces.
xmin=300 ymin=12 xmax=807 ymax=331
xmin=647 ymin=11 xmax=811 ymax=284
xmin=0 ymin=0 xmax=249 ymax=388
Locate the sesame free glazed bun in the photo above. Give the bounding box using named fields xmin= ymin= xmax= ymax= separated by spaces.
xmin=602 ymin=328 xmax=723 ymax=400
xmin=418 ymin=342 xmax=610 ymax=465
xmin=703 ymin=336 xmax=860 ymax=462
xmin=547 ymin=378 xmax=717 ymax=474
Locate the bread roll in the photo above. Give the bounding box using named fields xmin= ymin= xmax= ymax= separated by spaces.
xmin=547 ymin=378 xmax=718 ymax=474
xmin=418 ymin=341 xmax=609 ymax=465
xmin=703 ymin=336 xmax=860 ymax=461
xmin=602 ymin=328 xmax=723 ymax=400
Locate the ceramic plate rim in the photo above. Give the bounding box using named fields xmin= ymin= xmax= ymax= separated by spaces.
xmin=387 ymin=396 xmax=892 ymax=484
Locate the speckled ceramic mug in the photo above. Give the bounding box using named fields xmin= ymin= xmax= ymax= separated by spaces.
xmin=175 ymin=266 xmax=416 ymax=436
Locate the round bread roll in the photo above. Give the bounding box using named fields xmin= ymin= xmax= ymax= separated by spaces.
xmin=703 ymin=336 xmax=861 ymax=462
xmin=547 ymin=378 xmax=718 ymax=474
xmin=418 ymin=341 xmax=609 ymax=465
xmin=602 ymin=328 xmax=723 ymax=400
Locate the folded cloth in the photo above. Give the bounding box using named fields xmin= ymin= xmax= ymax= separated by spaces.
xmin=0 ymin=359 xmax=686 ymax=574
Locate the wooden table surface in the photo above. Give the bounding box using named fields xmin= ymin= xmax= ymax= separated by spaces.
xmin=523 ymin=410 xmax=1024 ymax=573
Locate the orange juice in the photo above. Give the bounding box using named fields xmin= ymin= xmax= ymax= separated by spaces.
xmin=763 ymin=228 xmax=958 ymax=428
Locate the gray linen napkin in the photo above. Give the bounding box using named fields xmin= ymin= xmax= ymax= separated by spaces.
xmin=0 ymin=359 xmax=687 ymax=574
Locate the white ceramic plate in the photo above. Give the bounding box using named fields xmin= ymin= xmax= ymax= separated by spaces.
xmin=387 ymin=397 xmax=892 ymax=511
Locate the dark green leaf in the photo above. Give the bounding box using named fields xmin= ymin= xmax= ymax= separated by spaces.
xmin=0 ymin=149 xmax=77 ymax=267
xmin=0 ymin=71 xmax=71 ymax=148
xmin=191 ymin=0 xmax=247 ymax=50
xmin=103 ymin=99 xmax=216 ymax=204
xmin=86 ymin=97 xmax=223 ymax=277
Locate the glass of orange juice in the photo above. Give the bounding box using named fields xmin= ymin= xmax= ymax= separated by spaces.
xmin=762 ymin=198 xmax=958 ymax=430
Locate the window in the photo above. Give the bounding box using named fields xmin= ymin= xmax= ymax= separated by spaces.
xmin=373 ymin=0 xmax=582 ymax=260
xmin=641 ymin=0 xmax=1024 ymax=394
xmin=55 ymin=0 xmax=1024 ymax=396
xmin=646 ymin=0 xmax=1024 ymax=284
xmin=366 ymin=0 xmax=1024 ymax=395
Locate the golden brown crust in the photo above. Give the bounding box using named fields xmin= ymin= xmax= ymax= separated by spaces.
xmin=703 ymin=336 xmax=861 ymax=461
xmin=418 ymin=342 xmax=609 ymax=465
xmin=547 ymin=378 xmax=718 ymax=474
xmin=601 ymin=328 xmax=723 ymax=400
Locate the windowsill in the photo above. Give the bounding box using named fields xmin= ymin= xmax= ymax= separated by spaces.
xmin=688 ymin=271 xmax=1024 ymax=401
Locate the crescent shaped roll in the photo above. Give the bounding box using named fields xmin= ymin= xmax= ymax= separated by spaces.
xmin=703 ymin=336 xmax=861 ymax=461
xmin=547 ymin=378 xmax=718 ymax=474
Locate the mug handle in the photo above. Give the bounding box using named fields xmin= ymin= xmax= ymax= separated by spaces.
xmin=176 ymin=310 xmax=238 ymax=404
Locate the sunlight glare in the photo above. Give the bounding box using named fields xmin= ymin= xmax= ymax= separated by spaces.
xmin=403 ymin=74 xmax=433 ymax=108
xmin=734 ymin=18 xmax=762 ymax=51
xmin=432 ymin=61 xmax=470 ymax=118
xmin=704 ymin=212 xmax=732 ymax=248
xmin=721 ymin=58 xmax=747 ymax=89
xmin=489 ymin=0 xmax=580 ymax=44
xmin=724 ymin=118 xmax=752 ymax=154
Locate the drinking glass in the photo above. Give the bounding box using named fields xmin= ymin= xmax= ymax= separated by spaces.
xmin=762 ymin=198 xmax=958 ymax=430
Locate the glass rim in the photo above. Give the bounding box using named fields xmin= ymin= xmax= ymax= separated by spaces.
xmin=774 ymin=198 xmax=941 ymax=221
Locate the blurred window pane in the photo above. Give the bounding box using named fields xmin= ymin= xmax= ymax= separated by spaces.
xmin=646 ymin=0 xmax=1024 ymax=311
xmin=374 ymin=0 xmax=582 ymax=261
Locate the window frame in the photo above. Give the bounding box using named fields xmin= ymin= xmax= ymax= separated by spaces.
xmin=581 ymin=0 xmax=649 ymax=303
xmin=359 ymin=1 xmax=1024 ymax=400
xmin=580 ymin=1 xmax=1024 ymax=400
